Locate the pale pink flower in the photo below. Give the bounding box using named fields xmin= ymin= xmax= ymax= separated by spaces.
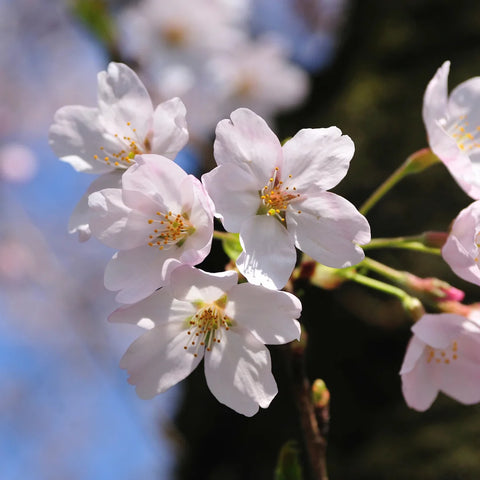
xmin=202 ymin=108 xmax=370 ymax=289
xmin=0 ymin=143 xmax=37 ymax=183
xmin=400 ymin=313 xmax=480 ymax=411
xmin=442 ymin=200 xmax=480 ymax=286
xmin=423 ymin=61 xmax=480 ymax=199
xmin=109 ymin=265 xmax=302 ymax=416
xmin=88 ymin=155 xmax=213 ymax=304
xmin=49 ymin=62 xmax=188 ymax=240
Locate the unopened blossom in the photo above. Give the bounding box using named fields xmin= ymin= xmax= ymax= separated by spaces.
xmin=400 ymin=313 xmax=480 ymax=411
xmin=109 ymin=265 xmax=302 ymax=416
xmin=88 ymin=155 xmax=213 ymax=304
xmin=202 ymin=108 xmax=370 ymax=289
xmin=49 ymin=62 xmax=188 ymax=240
xmin=423 ymin=61 xmax=480 ymax=199
xmin=442 ymin=200 xmax=480 ymax=286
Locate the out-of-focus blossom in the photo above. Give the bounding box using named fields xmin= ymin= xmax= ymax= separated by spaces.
xmin=442 ymin=200 xmax=480 ymax=286
xmin=117 ymin=0 xmax=247 ymax=69
xmin=110 ymin=265 xmax=302 ymax=416
xmin=203 ymin=108 xmax=370 ymax=289
xmin=423 ymin=61 xmax=480 ymax=199
xmin=88 ymin=155 xmax=213 ymax=304
xmin=0 ymin=143 xmax=37 ymax=183
xmin=206 ymin=36 xmax=309 ymax=119
xmin=401 ymin=313 xmax=480 ymax=411
xmin=49 ymin=62 xmax=188 ymax=241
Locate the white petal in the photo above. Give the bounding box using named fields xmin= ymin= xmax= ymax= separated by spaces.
xmin=69 ymin=171 xmax=123 ymax=242
xmin=422 ymin=61 xmax=450 ymax=137
xmin=289 ymin=192 xmax=370 ymax=268
xmin=412 ymin=313 xmax=467 ymax=349
xmin=214 ymin=108 xmax=283 ymax=181
xmin=399 ymin=336 xmax=427 ymax=375
xmin=225 ymin=284 xmax=301 ymax=344
xmin=204 ymin=327 xmax=278 ymax=416
xmin=109 ymin=288 xmax=195 ymax=327
xmin=202 ymin=163 xmax=261 ymax=232
xmin=105 ymin=249 xmax=183 ymax=304
xmin=49 ymin=105 xmax=113 ymax=174
xmin=282 ymin=127 xmax=354 ymax=191
xmin=152 ymin=97 xmax=189 ymax=158
xmin=121 ymin=154 xmax=187 ymax=212
xmin=237 ymin=215 xmax=296 ymax=289
xmin=120 ymin=321 xmax=202 ymax=399
xmin=97 ymin=62 xmax=154 ymax=142
xmin=448 ymin=76 xmax=480 ymax=129
xmin=170 ymin=265 xmax=238 ymax=303
xmin=88 ymin=188 xmax=150 ymax=249
xmin=401 ymin=351 xmax=439 ymax=411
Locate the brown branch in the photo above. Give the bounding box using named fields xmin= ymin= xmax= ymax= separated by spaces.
xmin=288 ymin=331 xmax=329 ymax=480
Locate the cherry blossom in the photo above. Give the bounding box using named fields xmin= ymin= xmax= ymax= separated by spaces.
xmin=442 ymin=200 xmax=480 ymax=286
xmin=423 ymin=61 xmax=480 ymax=199
xmin=109 ymin=265 xmax=302 ymax=416
xmin=202 ymin=108 xmax=370 ymax=289
xmin=49 ymin=62 xmax=188 ymax=240
xmin=400 ymin=313 xmax=480 ymax=411
xmin=88 ymin=155 xmax=213 ymax=304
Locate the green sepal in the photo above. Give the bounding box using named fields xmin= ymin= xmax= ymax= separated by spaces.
xmin=275 ymin=440 xmax=303 ymax=480
xmin=222 ymin=233 xmax=243 ymax=262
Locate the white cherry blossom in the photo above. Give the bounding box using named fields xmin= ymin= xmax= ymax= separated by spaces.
xmin=423 ymin=61 xmax=480 ymax=199
xmin=401 ymin=313 xmax=480 ymax=411
xmin=202 ymin=108 xmax=370 ymax=289
xmin=88 ymin=155 xmax=213 ymax=304
xmin=109 ymin=265 xmax=302 ymax=416
xmin=49 ymin=62 xmax=188 ymax=240
xmin=442 ymin=200 xmax=480 ymax=286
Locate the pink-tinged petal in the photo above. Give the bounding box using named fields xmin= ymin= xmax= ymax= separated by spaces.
xmin=422 ymin=61 xmax=450 ymax=137
xmin=442 ymin=201 xmax=480 ymax=285
xmin=399 ymin=336 xmax=427 ymax=375
xmin=202 ymin=163 xmax=261 ymax=232
xmin=88 ymin=189 xmax=150 ymax=249
xmin=214 ymin=108 xmax=283 ymax=180
xmin=204 ymin=326 xmax=278 ymax=416
xmin=288 ymin=192 xmax=370 ymax=268
xmin=282 ymin=127 xmax=354 ymax=191
xmin=170 ymin=265 xmax=238 ymax=303
xmin=49 ymin=105 xmax=113 ymax=174
xmin=448 ymin=76 xmax=480 ymax=128
xmin=119 ymin=321 xmax=202 ymax=399
xmin=225 ymin=284 xmax=301 ymax=344
xmin=97 ymin=62 xmax=153 ymax=142
xmin=401 ymin=351 xmax=439 ymax=411
xmin=121 ymin=154 xmax=187 ymax=211
xmin=105 ymin=249 xmax=183 ymax=304
xmin=411 ymin=313 xmax=467 ymax=349
xmin=109 ymin=288 xmax=195 ymax=327
xmin=436 ymin=335 xmax=480 ymax=404
xmin=152 ymin=97 xmax=189 ymax=158
xmin=68 ymin=171 xmax=122 ymax=241
xmin=429 ymin=126 xmax=480 ymax=200
xmin=237 ymin=215 xmax=296 ymax=289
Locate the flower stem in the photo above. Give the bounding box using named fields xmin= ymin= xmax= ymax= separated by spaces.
xmin=363 ymin=235 xmax=442 ymax=255
xmin=212 ymin=230 xmax=234 ymax=241
xmin=359 ymin=148 xmax=439 ymax=216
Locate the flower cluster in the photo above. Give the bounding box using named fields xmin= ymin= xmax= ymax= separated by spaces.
xmin=50 ymin=62 xmax=370 ymax=415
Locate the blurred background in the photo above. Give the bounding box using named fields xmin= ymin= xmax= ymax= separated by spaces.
xmin=3 ymin=0 xmax=480 ymax=479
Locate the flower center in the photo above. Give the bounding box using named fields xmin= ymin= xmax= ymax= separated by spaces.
xmin=440 ymin=115 xmax=480 ymax=153
xmin=258 ymin=167 xmax=301 ymax=222
xmin=183 ymin=296 xmax=232 ymax=357
xmin=147 ymin=211 xmax=195 ymax=250
xmin=426 ymin=340 xmax=458 ymax=365
xmin=93 ymin=121 xmax=151 ymax=169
